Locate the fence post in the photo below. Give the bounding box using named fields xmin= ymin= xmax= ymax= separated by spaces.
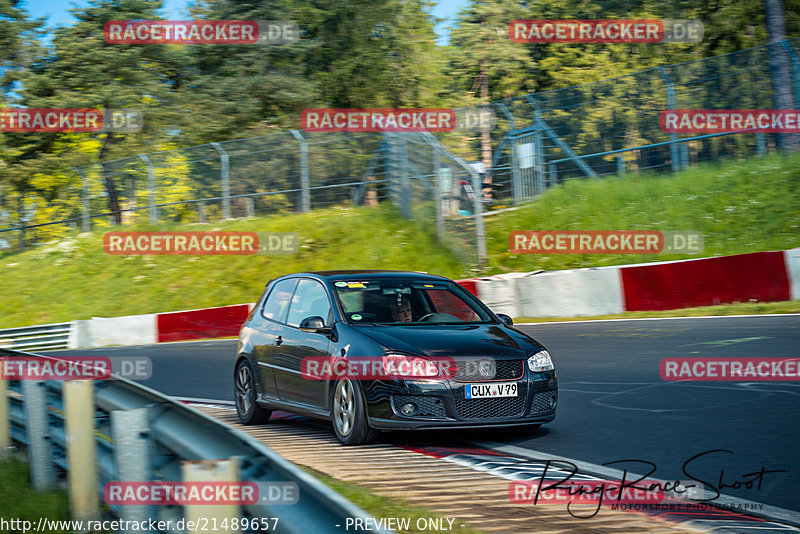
xmin=182 ymin=458 xmax=243 ymax=533
xmin=658 ymin=67 xmax=681 ymax=172
xmin=433 ymin=148 xmax=444 ymax=243
xmin=757 ymin=133 xmax=767 ymax=157
xmin=111 ymin=408 xmax=152 ymax=530
xmin=245 ymin=197 xmax=255 ymax=218
xmin=198 ymin=202 xmax=206 ymax=223
xmin=470 ymin=166 xmax=487 ymax=268
xmin=138 ymin=154 xmax=158 ymax=224
xmin=617 ymin=154 xmax=625 ymax=175
xmin=22 ymin=380 xmax=55 ymax=490
xmin=290 ymin=130 xmax=311 ymax=213
xmin=63 ymin=380 xmax=100 ymax=521
xmin=210 ymin=142 xmax=232 ymax=220
xmin=0 ymin=374 xmax=9 ymax=459
xmin=75 ymin=168 xmax=91 ymax=233
xmin=781 ymin=41 xmax=800 ymax=109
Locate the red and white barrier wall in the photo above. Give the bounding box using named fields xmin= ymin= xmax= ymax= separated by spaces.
xmin=64 ymin=248 xmax=799 ymax=348
xmin=67 ymin=304 xmax=254 ymax=348
xmin=460 ymin=248 xmax=800 ymax=318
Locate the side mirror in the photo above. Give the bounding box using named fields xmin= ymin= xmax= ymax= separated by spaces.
xmin=496 ymin=313 xmax=513 ymax=326
xmin=299 ymin=316 xmax=331 ymax=334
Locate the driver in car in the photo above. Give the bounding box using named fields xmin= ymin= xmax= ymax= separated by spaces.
xmin=391 ymin=296 xmax=413 ymax=322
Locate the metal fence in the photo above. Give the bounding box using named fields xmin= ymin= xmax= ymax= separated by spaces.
xmin=0 ymin=348 xmax=388 ymax=533
xmin=484 ymin=37 xmax=800 ymax=206
xmin=2 ymin=38 xmax=799 ymax=264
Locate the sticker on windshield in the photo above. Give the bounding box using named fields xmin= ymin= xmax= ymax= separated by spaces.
xmin=351 ymin=314 xmax=363 ymax=321
xmin=347 ymin=282 xmax=366 ymax=288
xmin=334 ymin=281 xmax=348 ymax=287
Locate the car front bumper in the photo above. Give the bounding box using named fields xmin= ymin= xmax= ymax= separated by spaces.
xmin=362 ymin=370 xmax=557 ymax=431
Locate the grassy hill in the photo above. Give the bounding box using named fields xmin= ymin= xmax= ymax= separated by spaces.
xmin=2 ymin=152 xmax=798 ymax=328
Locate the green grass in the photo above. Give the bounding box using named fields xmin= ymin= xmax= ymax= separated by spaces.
xmin=1 ymin=152 xmax=798 ymax=328
xmin=0 ymin=205 xmax=466 ymax=328
xmin=301 ymin=467 xmax=486 ymax=534
xmin=0 ymin=458 xmax=73 ymax=533
xmin=486 ymin=151 xmax=800 ymax=273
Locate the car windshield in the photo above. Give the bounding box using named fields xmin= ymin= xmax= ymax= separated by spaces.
xmin=332 ymin=279 xmax=492 ymax=324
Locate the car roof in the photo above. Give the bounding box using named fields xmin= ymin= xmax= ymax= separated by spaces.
xmin=285 ymin=270 xmax=452 ymax=282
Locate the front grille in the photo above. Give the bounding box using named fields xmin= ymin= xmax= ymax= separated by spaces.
xmin=454 ymin=396 xmax=526 ymax=419
xmin=392 ymin=395 xmax=447 ymax=418
xmin=530 ymin=392 xmax=557 ymax=414
xmin=453 ymin=359 xmax=524 ymax=382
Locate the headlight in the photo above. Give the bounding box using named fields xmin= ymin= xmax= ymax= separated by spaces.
xmin=382 ymin=353 xmax=451 ymax=379
xmin=527 ymin=350 xmax=554 ymax=372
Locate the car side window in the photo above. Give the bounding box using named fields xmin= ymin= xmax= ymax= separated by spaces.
xmin=261 ymin=278 xmax=297 ymax=323
xmin=286 ymin=279 xmax=332 ymax=328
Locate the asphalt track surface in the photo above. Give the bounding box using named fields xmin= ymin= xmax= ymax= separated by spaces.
xmin=52 ymin=314 xmax=800 ymax=519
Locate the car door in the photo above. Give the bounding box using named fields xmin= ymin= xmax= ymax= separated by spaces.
xmin=273 ymin=278 xmax=333 ymax=409
xmin=255 ymin=278 xmax=297 ymax=400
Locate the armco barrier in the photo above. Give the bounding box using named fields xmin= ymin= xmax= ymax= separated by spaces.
xmin=156 ymin=303 xmax=253 ymax=343
xmin=0 ymin=348 xmax=390 ymax=533
xmin=620 ymin=250 xmax=791 ymax=311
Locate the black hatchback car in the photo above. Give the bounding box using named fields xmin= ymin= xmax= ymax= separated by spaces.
xmin=234 ymin=270 xmax=557 ymax=444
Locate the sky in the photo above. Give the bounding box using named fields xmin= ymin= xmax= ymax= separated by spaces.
xmin=20 ymin=0 xmax=469 ymax=45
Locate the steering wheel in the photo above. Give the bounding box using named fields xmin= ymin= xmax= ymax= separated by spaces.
xmin=418 ymin=313 xmax=437 ymax=322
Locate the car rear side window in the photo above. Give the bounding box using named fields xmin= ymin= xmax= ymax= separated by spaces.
xmin=286 ymin=279 xmax=332 ymax=327
xmin=262 ymin=278 xmax=297 ymax=323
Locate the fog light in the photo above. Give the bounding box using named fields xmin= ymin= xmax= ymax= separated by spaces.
xmin=401 ymin=402 xmax=417 ymax=416
xmin=549 ymin=395 xmax=557 ymax=409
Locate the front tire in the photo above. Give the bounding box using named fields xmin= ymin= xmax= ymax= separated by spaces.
xmin=331 ymin=378 xmax=377 ymax=445
xmin=235 ymin=359 xmax=272 ymax=425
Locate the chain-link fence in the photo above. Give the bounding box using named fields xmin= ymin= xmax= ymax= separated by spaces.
xmin=483 ymin=37 xmax=800 ymax=207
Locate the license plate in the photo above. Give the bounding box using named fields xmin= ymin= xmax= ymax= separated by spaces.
xmin=465 ymin=382 xmax=518 ymax=399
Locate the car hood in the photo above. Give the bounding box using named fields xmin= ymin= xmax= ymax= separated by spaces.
xmin=351 ymin=323 xmax=541 ymax=359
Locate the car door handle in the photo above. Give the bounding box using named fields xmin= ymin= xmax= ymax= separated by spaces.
xmin=275 ymin=336 xmax=283 ymax=346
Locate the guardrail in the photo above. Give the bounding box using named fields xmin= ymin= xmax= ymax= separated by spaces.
xmin=0 ymin=348 xmax=390 ymax=533
xmin=0 ymin=322 xmax=71 ymax=351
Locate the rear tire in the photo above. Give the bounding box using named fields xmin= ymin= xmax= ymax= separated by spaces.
xmin=331 ymin=378 xmax=378 ymax=445
xmin=235 ymin=359 xmax=272 ymax=425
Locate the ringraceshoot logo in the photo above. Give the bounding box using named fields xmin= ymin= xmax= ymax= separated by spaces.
xmin=301 ymin=109 xmax=456 ymax=132
xmin=509 ymin=230 xmax=703 ymax=254
xmin=660 ymin=110 xmax=800 ymax=133
xmin=104 ymin=20 xmax=298 ymax=44
xmin=509 ymin=19 xmax=703 ymax=43
xmin=103 ymin=231 xmax=298 ymax=255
